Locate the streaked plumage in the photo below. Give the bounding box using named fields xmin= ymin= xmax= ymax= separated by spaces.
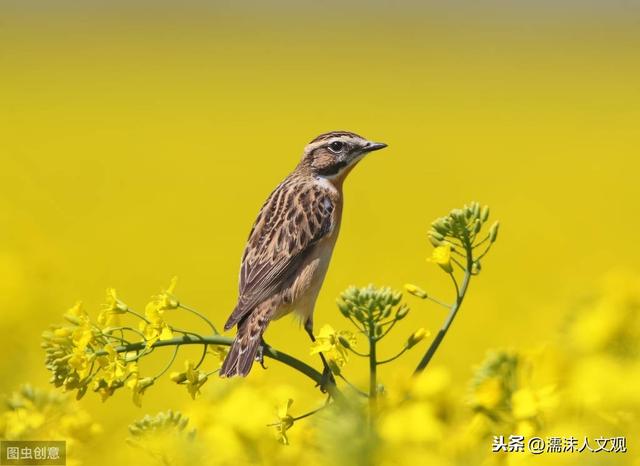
xmin=220 ymin=131 xmax=387 ymax=377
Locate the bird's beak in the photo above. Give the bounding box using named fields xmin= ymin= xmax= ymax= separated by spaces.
xmin=363 ymin=141 xmax=388 ymax=153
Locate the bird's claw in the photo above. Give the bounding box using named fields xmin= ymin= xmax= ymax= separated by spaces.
xmin=255 ymin=343 xmax=267 ymax=370
xmin=315 ymin=366 xmax=336 ymax=393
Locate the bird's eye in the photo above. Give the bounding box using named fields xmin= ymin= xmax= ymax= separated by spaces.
xmin=328 ymin=141 xmax=344 ymax=153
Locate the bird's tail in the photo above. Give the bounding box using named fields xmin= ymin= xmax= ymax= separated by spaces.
xmin=220 ymin=306 xmax=271 ymax=377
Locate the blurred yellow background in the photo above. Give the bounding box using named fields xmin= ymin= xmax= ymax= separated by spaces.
xmin=1 ymin=1 xmax=639 ymax=465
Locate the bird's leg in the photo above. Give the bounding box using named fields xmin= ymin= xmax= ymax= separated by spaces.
xmin=255 ymin=337 xmax=268 ymax=370
xmin=304 ymin=317 xmax=336 ymax=393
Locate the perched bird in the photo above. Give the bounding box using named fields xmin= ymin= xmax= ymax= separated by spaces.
xmin=220 ymin=131 xmax=387 ymax=378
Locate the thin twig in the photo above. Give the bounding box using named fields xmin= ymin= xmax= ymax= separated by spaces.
xmin=377 ymin=346 xmax=408 ymax=365
xmin=414 ymin=240 xmax=472 ymax=374
xmin=94 ymin=334 xmax=344 ymax=401
xmin=153 ymin=345 xmax=179 ymax=380
xmin=179 ymin=304 xmax=220 ymax=334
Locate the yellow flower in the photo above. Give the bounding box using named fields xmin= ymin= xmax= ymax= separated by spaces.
xmin=471 ymin=376 xmax=503 ymax=410
xmin=68 ymin=304 xmax=95 ymax=364
xmin=63 ymin=301 xmax=87 ymax=325
xmin=155 ymin=276 xmax=180 ymax=311
xmin=97 ymin=288 xmax=128 ymax=328
xmin=126 ymin=366 xmax=154 ymax=408
xmin=310 ymin=324 xmax=355 ymax=374
xmin=182 ymin=360 xmax=209 ymax=400
xmin=428 ymin=244 xmax=453 ymax=273
xmin=71 ymin=318 xmax=93 ymax=351
xmin=64 ymin=302 xmax=94 ymax=354
xmin=68 ymin=348 xmax=93 ymax=380
xmin=274 ymin=398 xmax=294 ymax=445
xmin=96 ymin=344 xmax=127 ymax=388
xmin=208 ymin=345 xmax=230 ymax=368
xmin=139 ymin=278 xmax=178 ymax=347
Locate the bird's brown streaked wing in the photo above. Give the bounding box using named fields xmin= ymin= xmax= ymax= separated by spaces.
xmin=224 ymin=181 xmax=336 ymax=330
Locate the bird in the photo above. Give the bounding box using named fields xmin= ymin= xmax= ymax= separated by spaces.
xmin=220 ymin=130 xmax=387 ymax=378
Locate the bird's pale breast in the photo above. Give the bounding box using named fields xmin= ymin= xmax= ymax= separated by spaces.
xmin=272 ymin=179 xmax=343 ymax=322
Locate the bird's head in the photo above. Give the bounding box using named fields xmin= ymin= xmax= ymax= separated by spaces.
xmin=300 ymin=131 xmax=387 ymax=180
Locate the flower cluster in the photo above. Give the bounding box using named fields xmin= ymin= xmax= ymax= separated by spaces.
xmin=140 ymin=277 xmax=179 ymax=347
xmin=41 ymin=301 xmax=138 ymax=401
xmin=428 ymin=201 xmax=498 ymax=273
xmin=42 ymin=279 xmax=226 ymax=405
xmin=469 ymin=350 xmax=557 ymax=436
xmin=128 ymin=410 xmax=193 ymax=439
xmin=0 ymin=385 xmax=101 ymax=466
xmin=335 ymin=285 xmax=427 ymax=357
xmin=127 ymin=410 xmax=197 ymax=466
xmin=337 ymin=285 xmax=410 ymax=340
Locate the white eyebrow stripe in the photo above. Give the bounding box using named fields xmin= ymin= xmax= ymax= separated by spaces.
xmin=304 ymin=136 xmax=362 ymax=154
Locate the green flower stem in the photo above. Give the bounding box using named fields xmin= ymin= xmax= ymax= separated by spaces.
xmin=153 ymin=345 xmax=179 ymax=380
xmin=194 ymin=343 xmax=208 ymax=370
xmin=378 ymin=319 xmax=398 ymax=339
xmin=368 ymin=321 xmax=378 ymax=416
xmin=346 ymin=347 xmax=370 ymax=358
xmin=125 ymin=308 xmax=149 ymax=323
xmin=426 ymin=295 xmax=451 ymax=309
xmin=179 ymin=304 xmax=220 ymax=334
xmin=414 ymin=241 xmax=473 ymax=374
xmin=377 ymin=346 xmax=408 ymax=365
xmin=292 ymin=404 xmax=328 ymax=422
xmin=95 ymin=334 xmax=343 ymax=400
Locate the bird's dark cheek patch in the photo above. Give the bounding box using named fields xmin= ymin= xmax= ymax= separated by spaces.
xmin=317 ymin=161 xmax=347 ymax=177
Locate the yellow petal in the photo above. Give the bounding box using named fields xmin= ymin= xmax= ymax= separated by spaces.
xmin=278 ymin=399 xmax=293 ymax=419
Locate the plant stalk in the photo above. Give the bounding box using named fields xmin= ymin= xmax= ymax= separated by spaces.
xmin=96 ymin=334 xmax=343 ymax=400
xmin=414 ymin=239 xmax=473 ymax=374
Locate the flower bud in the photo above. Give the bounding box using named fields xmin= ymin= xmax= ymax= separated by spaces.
xmin=451 ymin=209 xmax=465 ymax=221
xmin=337 ymin=300 xmax=351 ymax=317
xmin=395 ymin=305 xmax=410 ymax=320
xmin=406 ymin=328 xmax=429 ymax=349
xmin=64 ymin=315 xmax=82 ymax=326
xmin=431 ymin=219 xmax=449 ymax=235
xmin=480 ymin=205 xmax=490 ymax=222
xmin=429 ymin=235 xmax=443 ymax=247
xmin=138 ymin=377 xmax=155 ymax=390
xmin=404 ymin=284 xmax=427 ymax=299
xmin=472 ymin=202 xmax=480 ymax=217
xmin=430 ymin=230 xmax=445 ymax=241
xmin=338 ymin=335 xmax=352 ymax=349
xmin=473 ymin=218 xmax=482 ymax=233
xmin=170 ymin=371 xmax=187 ymax=384
xmin=489 ymin=221 xmax=500 ymax=242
